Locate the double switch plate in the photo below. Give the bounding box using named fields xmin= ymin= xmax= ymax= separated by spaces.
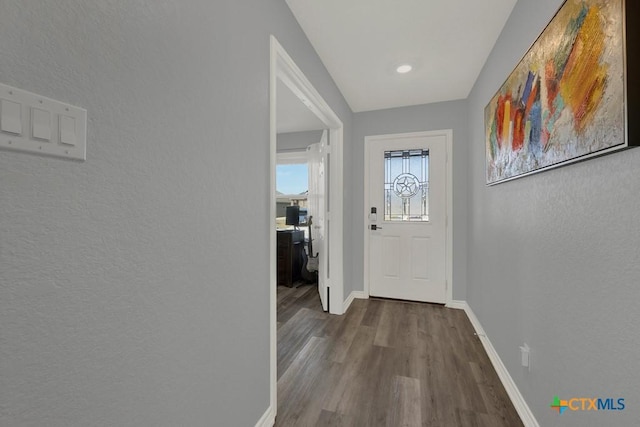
xmin=0 ymin=82 xmax=86 ymax=160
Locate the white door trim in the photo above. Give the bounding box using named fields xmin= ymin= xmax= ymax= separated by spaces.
xmin=268 ymin=35 xmax=345 ymax=424
xmin=363 ymin=130 xmax=453 ymax=305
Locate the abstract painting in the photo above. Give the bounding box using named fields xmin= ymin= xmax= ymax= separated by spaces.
xmin=485 ymin=0 xmax=627 ymax=185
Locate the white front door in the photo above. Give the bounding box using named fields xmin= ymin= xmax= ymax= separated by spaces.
xmin=308 ymin=130 xmax=328 ymax=311
xmin=365 ymin=131 xmax=448 ymax=303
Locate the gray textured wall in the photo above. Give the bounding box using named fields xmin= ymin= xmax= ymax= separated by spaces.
xmin=349 ymin=101 xmax=469 ymax=300
xmin=0 ymin=1 xmax=351 ymax=426
xmin=467 ymin=0 xmax=640 ymax=425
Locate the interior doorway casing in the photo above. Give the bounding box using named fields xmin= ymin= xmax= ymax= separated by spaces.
xmin=267 ymin=35 xmax=344 ymax=424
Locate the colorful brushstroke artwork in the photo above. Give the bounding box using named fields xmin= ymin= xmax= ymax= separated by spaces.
xmin=485 ymin=0 xmax=626 ymax=184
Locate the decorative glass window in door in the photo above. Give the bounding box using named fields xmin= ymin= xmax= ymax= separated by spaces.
xmin=384 ymin=149 xmax=429 ymax=221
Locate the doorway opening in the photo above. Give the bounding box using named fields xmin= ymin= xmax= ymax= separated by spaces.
xmin=268 ymin=35 xmax=344 ymax=421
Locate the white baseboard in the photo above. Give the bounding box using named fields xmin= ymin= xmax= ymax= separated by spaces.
xmin=445 ymin=299 xmax=467 ymax=310
xmin=456 ymin=301 xmax=539 ymax=427
xmin=343 ymin=291 xmax=368 ymax=313
xmin=255 ymin=405 xmax=275 ymax=427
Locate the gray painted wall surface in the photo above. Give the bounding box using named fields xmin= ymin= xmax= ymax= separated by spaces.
xmin=467 ymin=0 xmax=640 ymax=424
xmin=349 ymin=101 xmax=469 ymax=300
xmin=0 ymin=1 xmax=351 ymax=426
xmin=277 ymin=130 xmax=323 ymax=151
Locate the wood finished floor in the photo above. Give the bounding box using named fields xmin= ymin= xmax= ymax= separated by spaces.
xmin=276 ymin=285 xmax=523 ymax=427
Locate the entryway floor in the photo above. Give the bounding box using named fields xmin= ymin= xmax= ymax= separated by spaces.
xmin=275 ymin=285 xmax=523 ymax=426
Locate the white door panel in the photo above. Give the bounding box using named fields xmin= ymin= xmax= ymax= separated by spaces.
xmin=381 ymin=234 xmax=400 ymax=278
xmin=411 ymin=236 xmax=429 ymax=280
xmin=308 ymin=130 xmax=328 ymax=311
xmin=366 ymin=133 xmax=447 ymax=304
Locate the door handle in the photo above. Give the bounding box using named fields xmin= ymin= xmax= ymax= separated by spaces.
xmin=370 ymin=224 xmax=383 ymax=230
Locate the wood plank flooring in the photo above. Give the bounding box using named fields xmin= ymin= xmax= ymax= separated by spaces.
xmin=276 ymin=285 xmax=523 ymax=427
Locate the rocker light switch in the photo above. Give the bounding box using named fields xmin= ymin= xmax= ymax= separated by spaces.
xmin=0 ymin=81 xmax=86 ymax=160
xmin=59 ymin=115 xmax=76 ymax=146
xmin=1 ymin=99 xmax=22 ymax=135
xmin=32 ymin=108 xmax=51 ymax=141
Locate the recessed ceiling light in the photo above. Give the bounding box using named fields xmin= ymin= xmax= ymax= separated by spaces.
xmin=396 ymin=64 xmax=413 ymax=74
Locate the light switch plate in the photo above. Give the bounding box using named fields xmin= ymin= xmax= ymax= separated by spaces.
xmin=0 ymin=82 xmax=86 ymax=160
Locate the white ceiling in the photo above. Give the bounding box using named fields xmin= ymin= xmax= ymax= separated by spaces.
xmin=285 ymin=0 xmax=517 ymax=112
xmin=276 ymin=79 xmax=326 ymax=133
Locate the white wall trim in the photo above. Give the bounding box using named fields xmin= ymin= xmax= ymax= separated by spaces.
xmin=343 ymin=291 xmax=368 ymax=313
xmin=445 ymin=299 xmax=467 ymax=310
xmin=254 ymin=405 xmax=275 ymax=427
xmin=268 ymin=35 xmax=279 ymax=425
xmin=276 ymin=149 xmax=307 ymax=164
xmin=454 ymin=301 xmax=540 ymax=427
xmin=363 ymin=130 xmax=453 ymax=304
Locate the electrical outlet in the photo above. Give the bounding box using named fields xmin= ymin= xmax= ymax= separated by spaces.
xmin=520 ymin=343 xmax=530 ymax=370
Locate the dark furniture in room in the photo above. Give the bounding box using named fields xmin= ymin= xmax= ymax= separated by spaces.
xmin=277 ymin=229 xmax=304 ymax=287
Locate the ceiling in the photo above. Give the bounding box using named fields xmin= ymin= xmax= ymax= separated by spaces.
xmin=276 ymin=79 xmax=326 ymax=133
xmin=285 ymin=0 xmax=518 ymax=113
